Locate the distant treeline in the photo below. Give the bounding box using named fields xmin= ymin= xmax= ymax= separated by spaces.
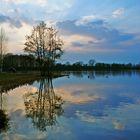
xmin=3 ymin=54 xmax=140 ymax=72
xmin=55 ymin=62 xmax=140 ymax=71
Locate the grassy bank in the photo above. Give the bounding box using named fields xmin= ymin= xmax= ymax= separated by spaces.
xmin=0 ymin=72 xmax=42 ymax=93
xmin=0 ymin=72 xmax=40 ymax=82
xmin=0 ymin=72 xmax=65 ymax=85
xmin=0 ymin=72 xmax=65 ymax=93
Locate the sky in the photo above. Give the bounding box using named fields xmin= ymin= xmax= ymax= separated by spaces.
xmin=0 ymin=0 xmax=140 ymax=64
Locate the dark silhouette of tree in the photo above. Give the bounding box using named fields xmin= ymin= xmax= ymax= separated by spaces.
xmin=87 ymin=71 xmax=95 ymax=79
xmin=73 ymin=61 xmax=84 ymax=66
xmin=0 ymin=28 xmax=8 ymax=72
xmin=24 ymin=21 xmax=64 ymax=75
xmin=88 ymin=59 xmax=96 ymax=66
xmin=24 ymin=77 xmax=63 ymax=131
xmin=0 ymin=109 xmax=9 ymax=133
xmin=65 ymin=61 xmax=71 ymax=66
xmin=0 ymin=89 xmax=9 ymax=133
xmin=3 ymin=54 xmax=37 ymax=71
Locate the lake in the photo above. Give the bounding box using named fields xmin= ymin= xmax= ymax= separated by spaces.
xmin=0 ymin=71 xmax=140 ymax=140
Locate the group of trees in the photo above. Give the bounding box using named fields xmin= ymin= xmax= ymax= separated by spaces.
xmin=2 ymin=53 xmax=140 ymax=71
xmin=2 ymin=54 xmax=95 ymax=71
xmin=3 ymin=54 xmax=37 ymax=71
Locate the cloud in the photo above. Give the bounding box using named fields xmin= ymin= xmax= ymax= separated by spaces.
xmin=4 ymin=0 xmax=48 ymax=6
xmin=56 ymin=17 xmax=140 ymax=63
xmin=56 ymin=88 xmax=101 ymax=104
xmin=113 ymin=120 xmax=125 ymax=130
xmin=57 ymin=19 xmax=134 ymax=42
xmin=62 ymin=34 xmax=98 ymax=46
xmin=71 ymin=42 xmax=85 ymax=47
xmin=0 ymin=13 xmax=31 ymax=28
xmin=57 ymin=18 xmax=136 ymax=54
xmin=75 ymin=111 xmax=96 ymax=123
xmin=75 ymin=15 xmax=97 ymax=26
xmin=112 ymin=8 xmax=124 ymax=18
xmin=1 ymin=108 xmax=47 ymax=140
xmin=4 ymin=85 xmax=37 ymax=112
xmin=0 ymin=14 xmax=10 ymax=23
xmin=55 ymin=84 xmax=104 ymax=104
xmin=0 ymin=0 xmax=74 ymax=27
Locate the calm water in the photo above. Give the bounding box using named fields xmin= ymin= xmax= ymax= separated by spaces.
xmin=0 ymin=71 xmax=140 ymax=140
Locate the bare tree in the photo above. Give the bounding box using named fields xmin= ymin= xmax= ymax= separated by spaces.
xmin=0 ymin=28 xmax=8 ymax=72
xmin=88 ymin=59 xmax=96 ymax=66
xmin=24 ymin=21 xmax=64 ymax=75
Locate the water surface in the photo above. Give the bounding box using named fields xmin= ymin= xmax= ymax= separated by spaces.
xmin=0 ymin=71 xmax=140 ymax=140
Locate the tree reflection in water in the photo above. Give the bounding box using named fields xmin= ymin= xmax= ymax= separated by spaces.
xmin=24 ymin=77 xmax=64 ymax=131
xmin=0 ymin=91 xmax=9 ymax=133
